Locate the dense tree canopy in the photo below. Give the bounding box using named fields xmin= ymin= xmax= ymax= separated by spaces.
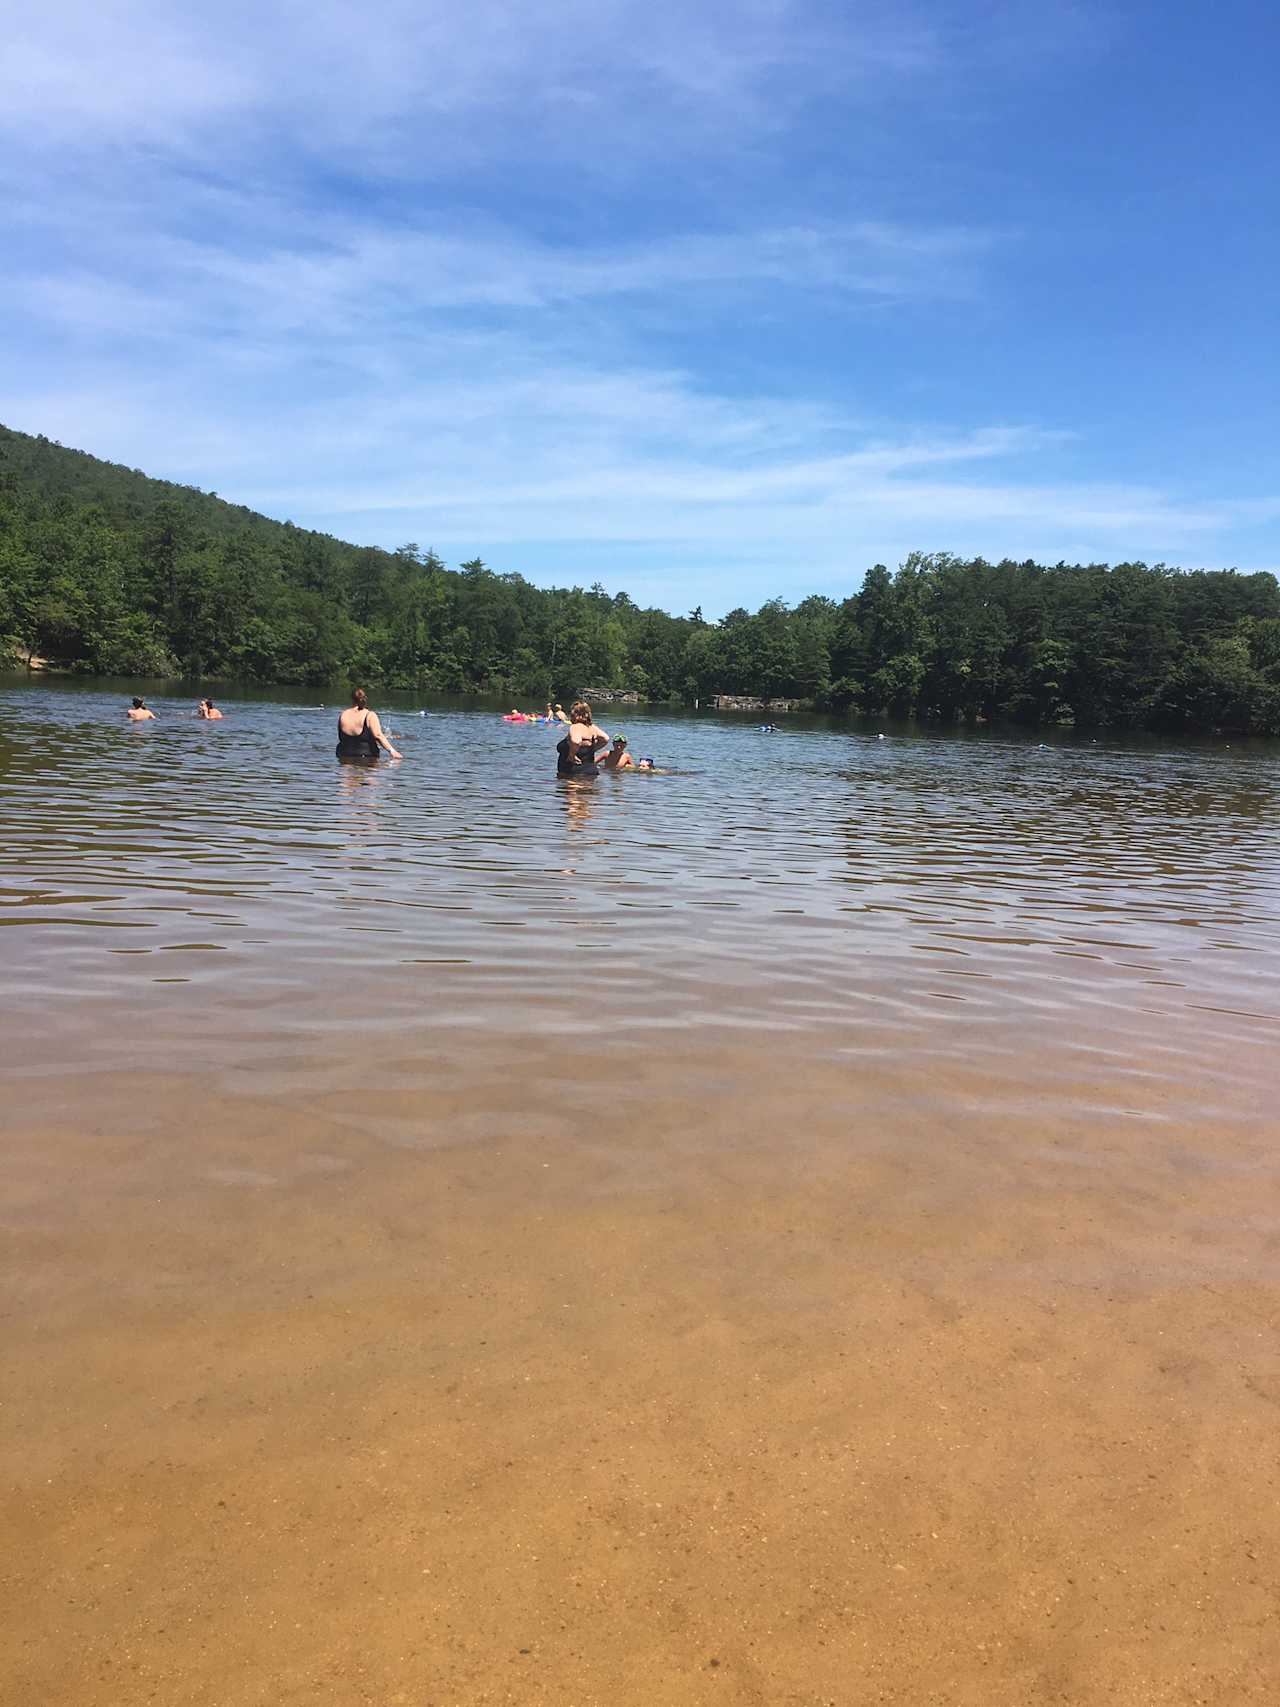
xmin=2 ymin=424 xmax=1278 ymax=732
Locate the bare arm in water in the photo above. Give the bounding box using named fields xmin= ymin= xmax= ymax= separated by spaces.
xmin=364 ymin=710 xmax=402 ymax=759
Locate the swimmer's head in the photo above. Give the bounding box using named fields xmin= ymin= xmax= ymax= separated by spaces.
xmin=612 ymin=735 xmax=627 ymax=749
xmin=131 ymin=696 xmax=145 ymax=709
xmin=570 ymin=700 xmax=592 ymax=724
xmin=638 ymin=757 xmax=655 ymax=770
xmin=351 ymin=687 xmax=368 ymax=709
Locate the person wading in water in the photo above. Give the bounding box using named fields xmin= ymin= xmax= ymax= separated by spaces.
xmin=336 ymin=688 xmax=402 ymax=760
xmin=555 ymin=701 xmax=608 ymax=776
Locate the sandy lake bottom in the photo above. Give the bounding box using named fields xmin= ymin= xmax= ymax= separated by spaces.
xmin=3 ymin=684 xmax=1279 ymax=1704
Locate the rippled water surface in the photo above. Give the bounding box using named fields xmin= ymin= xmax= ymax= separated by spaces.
xmin=7 ymin=678 xmax=1280 ymax=1707
xmin=3 ymin=680 xmax=1279 ymax=1054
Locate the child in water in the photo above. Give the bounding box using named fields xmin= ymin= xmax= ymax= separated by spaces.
xmin=602 ymin=734 xmax=634 ymax=770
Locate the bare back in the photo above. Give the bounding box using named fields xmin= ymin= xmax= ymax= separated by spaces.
xmin=557 ymin=722 xmax=609 ymax=774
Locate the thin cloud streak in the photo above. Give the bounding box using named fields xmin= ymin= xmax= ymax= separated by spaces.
xmin=9 ymin=349 xmax=1263 ymax=574
xmin=2 ymin=0 xmax=1274 ymax=610
xmin=0 ymin=0 xmax=942 ymax=164
xmin=5 ymin=188 xmax=997 ymax=335
xmin=4 ymin=191 xmax=1273 ymax=605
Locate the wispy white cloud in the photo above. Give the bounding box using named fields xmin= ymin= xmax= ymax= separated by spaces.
xmin=1 ymin=3 xmax=254 ymax=145
xmin=0 ymin=0 xmax=941 ymax=167
xmin=7 ymin=315 xmax=1269 ymax=611
xmin=1 ymin=0 xmax=1274 ymax=610
xmin=4 ymin=213 xmax=996 ymax=345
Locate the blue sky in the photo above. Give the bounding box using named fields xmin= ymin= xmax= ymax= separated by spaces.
xmin=2 ymin=0 xmax=1276 ymax=614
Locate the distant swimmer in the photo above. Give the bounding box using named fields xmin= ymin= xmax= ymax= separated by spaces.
xmin=556 ymin=701 xmax=609 ymax=776
xmin=196 ymin=698 xmax=224 ymax=720
xmin=126 ymin=696 xmax=156 ymax=721
xmin=336 ymin=687 xmax=402 ymax=760
xmin=637 ymin=757 xmax=657 ymax=771
xmin=602 ymin=734 xmax=635 ymax=771
xmin=552 ymin=703 xmax=570 ymax=724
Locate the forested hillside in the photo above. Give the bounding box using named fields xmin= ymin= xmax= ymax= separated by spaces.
xmin=2 ymin=424 xmax=1278 ymax=731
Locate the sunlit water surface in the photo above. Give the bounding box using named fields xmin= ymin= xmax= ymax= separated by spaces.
xmin=3 ymin=682 xmax=1278 ymax=1067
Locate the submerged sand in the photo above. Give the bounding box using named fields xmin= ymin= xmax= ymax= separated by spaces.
xmin=4 ymin=1011 xmax=1278 ymax=1706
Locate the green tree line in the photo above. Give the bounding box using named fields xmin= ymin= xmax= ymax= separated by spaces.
xmin=2 ymin=424 xmax=1278 ymax=732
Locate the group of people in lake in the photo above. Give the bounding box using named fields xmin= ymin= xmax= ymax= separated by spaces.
xmin=125 ymin=687 xmax=656 ymax=774
xmin=553 ymin=700 xmax=655 ymax=774
xmin=505 ymin=703 xmax=570 ymax=724
xmin=337 ymin=688 xmax=653 ymax=773
xmin=126 ymin=696 xmax=222 ymax=722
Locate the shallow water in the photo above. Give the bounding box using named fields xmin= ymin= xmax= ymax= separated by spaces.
xmin=3 ymin=681 xmax=1277 ymax=1040
xmin=3 ymin=679 xmax=1280 ymax=1705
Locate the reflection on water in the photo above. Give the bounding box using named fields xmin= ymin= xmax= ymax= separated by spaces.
xmin=1 ymin=681 xmax=1277 ymax=1058
xmin=557 ymin=773 xmax=602 ymax=842
xmin=336 ymin=751 xmax=393 ymax=838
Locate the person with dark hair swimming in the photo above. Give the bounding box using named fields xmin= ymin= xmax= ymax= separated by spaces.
xmin=556 ymin=701 xmax=608 ymax=776
xmin=196 ymin=698 xmax=224 ymax=720
xmin=336 ymin=688 xmax=402 ymax=760
xmin=126 ymin=697 xmax=156 ymax=721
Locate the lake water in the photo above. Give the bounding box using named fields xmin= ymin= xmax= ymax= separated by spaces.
xmin=4 ymin=677 xmax=1279 ymax=1705
xmin=4 ymin=680 xmax=1277 ymax=1039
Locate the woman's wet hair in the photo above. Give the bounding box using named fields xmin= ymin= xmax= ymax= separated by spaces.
xmin=351 ymin=688 xmax=368 ymax=709
xmin=132 ymin=697 xmax=144 ymax=708
xmin=570 ymin=700 xmax=592 ymax=723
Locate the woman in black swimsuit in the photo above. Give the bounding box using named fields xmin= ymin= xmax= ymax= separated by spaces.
xmin=336 ymin=688 xmax=402 ymax=760
xmin=556 ymin=700 xmax=609 ymax=776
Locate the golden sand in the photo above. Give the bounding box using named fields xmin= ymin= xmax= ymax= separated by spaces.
xmin=4 ymin=1019 xmax=1277 ymax=1705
